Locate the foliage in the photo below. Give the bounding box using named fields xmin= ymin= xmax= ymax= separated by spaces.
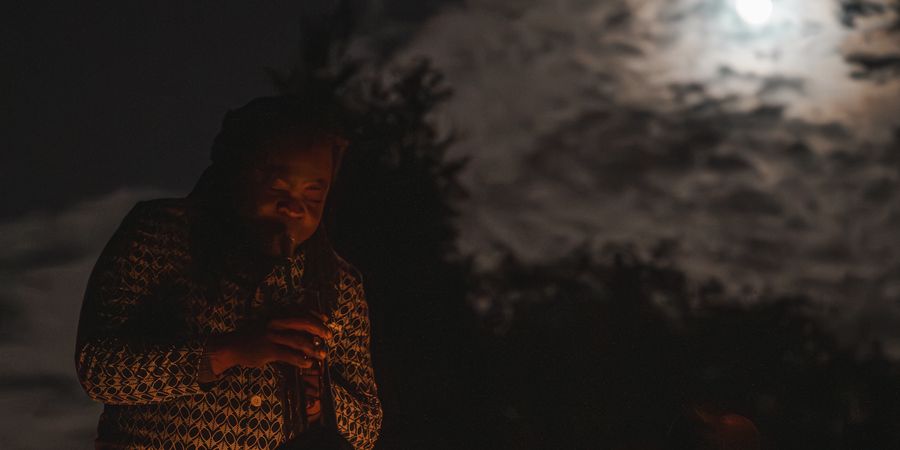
xmin=472 ymin=242 xmax=900 ymax=449
xmin=267 ymin=3 xmax=900 ymax=447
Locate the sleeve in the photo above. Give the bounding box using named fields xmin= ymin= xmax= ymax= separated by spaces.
xmin=328 ymin=269 xmax=383 ymax=450
xmin=74 ymin=200 xmax=208 ymax=405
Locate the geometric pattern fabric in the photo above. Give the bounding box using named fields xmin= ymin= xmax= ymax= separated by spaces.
xmin=75 ymin=198 xmax=382 ymax=449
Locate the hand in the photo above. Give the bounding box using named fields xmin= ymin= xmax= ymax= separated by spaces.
xmin=206 ymin=312 xmax=333 ymax=375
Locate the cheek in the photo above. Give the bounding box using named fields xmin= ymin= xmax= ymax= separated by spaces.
xmin=266 ymin=199 xmax=323 ymax=231
xmin=254 ymin=200 xmax=280 ymax=218
xmin=235 ymin=193 xmax=275 ymax=219
xmin=302 ymin=203 xmax=327 ymax=229
xmin=302 ymin=206 xmax=324 ymax=228
xmin=233 ymin=186 xmax=266 ymax=217
xmin=242 ymin=189 xmax=326 ymax=225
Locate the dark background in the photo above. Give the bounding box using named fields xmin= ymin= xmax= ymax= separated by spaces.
xmin=2 ymin=1 xmax=900 ymax=448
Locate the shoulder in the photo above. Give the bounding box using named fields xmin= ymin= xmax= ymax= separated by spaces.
xmin=333 ymin=251 xmax=366 ymax=299
xmin=125 ymin=198 xmax=191 ymax=226
xmin=114 ymin=197 xmax=193 ymax=250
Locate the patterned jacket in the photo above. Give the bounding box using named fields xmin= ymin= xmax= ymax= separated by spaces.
xmin=74 ymin=198 xmax=382 ymax=449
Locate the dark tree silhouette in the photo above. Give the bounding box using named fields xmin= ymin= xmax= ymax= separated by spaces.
xmin=318 ymin=62 xmax=489 ymax=449
xmin=261 ymin=3 xmax=900 ymax=449
xmin=472 ymin=242 xmax=900 ymax=449
xmin=267 ymin=4 xmax=489 ymax=447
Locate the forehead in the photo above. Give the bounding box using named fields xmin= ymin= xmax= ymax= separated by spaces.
xmin=256 ymin=139 xmax=334 ymax=180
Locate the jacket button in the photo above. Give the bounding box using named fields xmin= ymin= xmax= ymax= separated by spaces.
xmin=250 ymin=395 xmax=262 ymax=407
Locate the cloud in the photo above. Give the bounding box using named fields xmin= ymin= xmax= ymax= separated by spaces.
xmin=388 ymin=0 xmax=900 ymax=353
xmin=847 ymin=53 xmax=900 ymax=81
xmin=0 ymin=187 xmax=175 ymax=448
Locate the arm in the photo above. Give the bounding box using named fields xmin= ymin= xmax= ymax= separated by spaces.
xmin=74 ymin=200 xmax=208 ymax=405
xmin=329 ymin=269 xmax=383 ymax=450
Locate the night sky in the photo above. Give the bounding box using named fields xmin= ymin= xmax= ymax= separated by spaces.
xmin=2 ymin=1 xmax=900 ymax=447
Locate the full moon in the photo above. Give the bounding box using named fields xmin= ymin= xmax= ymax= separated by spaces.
xmin=735 ymin=0 xmax=773 ymax=25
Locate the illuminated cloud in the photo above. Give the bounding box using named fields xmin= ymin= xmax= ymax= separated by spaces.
xmin=0 ymin=188 xmax=173 ymax=448
xmin=391 ymin=0 xmax=900 ymax=351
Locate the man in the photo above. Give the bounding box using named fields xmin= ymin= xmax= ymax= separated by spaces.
xmin=74 ymin=95 xmax=383 ymax=449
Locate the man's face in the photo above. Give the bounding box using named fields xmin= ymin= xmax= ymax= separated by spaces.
xmin=234 ymin=138 xmax=334 ymax=258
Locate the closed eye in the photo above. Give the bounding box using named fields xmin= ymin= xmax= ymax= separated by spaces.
xmin=305 ymin=192 xmax=325 ymax=203
xmin=268 ymin=176 xmax=292 ymax=191
xmin=268 ymin=187 xmax=291 ymax=199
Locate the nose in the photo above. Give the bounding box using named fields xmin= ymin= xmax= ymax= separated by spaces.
xmin=276 ymin=198 xmax=305 ymax=219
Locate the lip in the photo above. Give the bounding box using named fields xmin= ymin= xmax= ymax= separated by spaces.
xmin=276 ymin=203 xmax=304 ymax=219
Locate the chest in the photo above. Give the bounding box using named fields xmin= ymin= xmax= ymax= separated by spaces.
xmin=175 ymin=259 xmax=329 ymax=336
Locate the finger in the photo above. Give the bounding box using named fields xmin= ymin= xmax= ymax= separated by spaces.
xmin=266 ymin=330 xmax=327 ymax=360
xmin=300 ymin=365 xmax=321 ymax=377
xmin=269 ymin=316 xmax=332 ymax=339
xmin=272 ymin=310 xmax=328 ymax=327
xmin=267 ymin=330 xmax=323 ymax=359
xmin=269 ymin=344 xmax=316 ymax=369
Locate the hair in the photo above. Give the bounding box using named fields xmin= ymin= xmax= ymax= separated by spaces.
xmin=188 ymin=94 xmax=350 ymax=314
xmin=210 ymin=94 xmax=349 ymax=182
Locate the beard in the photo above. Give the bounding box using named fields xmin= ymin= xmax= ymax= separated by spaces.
xmin=234 ymin=216 xmax=292 ymax=258
xmin=242 ymin=216 xmax=312 ymax=258
xmin=228 ymin=193 xmax=315 ymax=259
